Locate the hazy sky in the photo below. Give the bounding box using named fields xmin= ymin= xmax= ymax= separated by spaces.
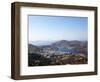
xmin=29 ymin=15 xmax=88 ymax=41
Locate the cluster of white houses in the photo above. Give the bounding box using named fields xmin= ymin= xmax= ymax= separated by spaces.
xmin=40 ymin=47 xmax=73 ymax=56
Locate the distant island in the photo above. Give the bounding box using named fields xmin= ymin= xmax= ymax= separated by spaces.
xmin=28 ymin=40 xmax=88 ymax=66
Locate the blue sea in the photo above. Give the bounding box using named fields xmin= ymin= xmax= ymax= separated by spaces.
xmin=58 ymin=48 xmax=75 ymax=53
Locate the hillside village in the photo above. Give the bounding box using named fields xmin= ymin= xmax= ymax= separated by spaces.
xmin=28 ymin=40 xmax=88 ymax=66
